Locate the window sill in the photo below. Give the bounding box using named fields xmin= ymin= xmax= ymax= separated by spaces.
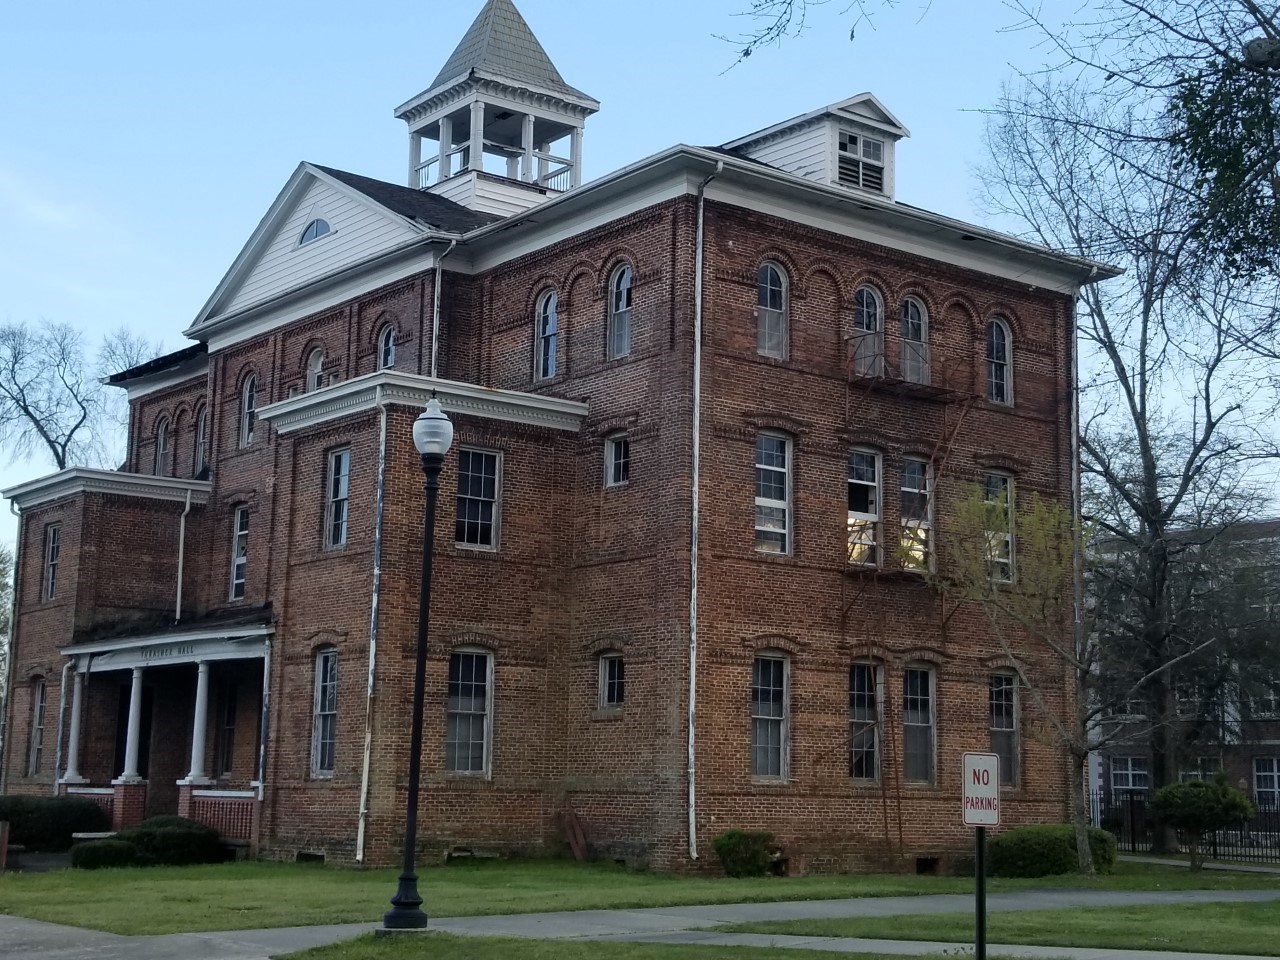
xmin=453 ymin=543 xmax=500 ymax=555
xmin=592 ymin=707 xmax=624 ymax=722
xmin=749 ymin=777 xmax=793 ymax=788
xmin=605 ymin=481 xmax=630 ymax=491
xmin=753 ymin=549 xmax=797 ymax=563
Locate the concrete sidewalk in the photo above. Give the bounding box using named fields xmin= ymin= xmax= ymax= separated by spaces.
xmin=2 ymin=885 xmax=1279 ymax=959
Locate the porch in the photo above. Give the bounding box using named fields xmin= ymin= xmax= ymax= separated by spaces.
xmin=55 ymin=620 xmax=273 ymax=847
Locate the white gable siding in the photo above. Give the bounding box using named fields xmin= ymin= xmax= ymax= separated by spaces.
xmin=428 ymin=172 xmax=551 ymax=218
xmin=223 ymin=179 xmax=420 ymax=317
xmin=738 ymin=122 xmax=830 ymax=183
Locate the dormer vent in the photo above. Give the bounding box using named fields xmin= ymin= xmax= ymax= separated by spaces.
xmin=837 ymin=130 xmax=885 ymax=194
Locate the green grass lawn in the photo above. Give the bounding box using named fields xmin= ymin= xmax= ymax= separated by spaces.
xmin=283 ymin=932 xmax=1054 ymax=960
xmin=0 ymin=857 xmax=1275 ymax=936
xmin=724 ymin=900 xmax=1280 ymax=955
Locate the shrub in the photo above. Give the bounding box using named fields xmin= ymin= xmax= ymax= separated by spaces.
xmin=71 ymin=839 xmax=139 ymax=870
xmin=116 ymin=822 xmax=225 ymax=866
xmin=137 ymin=815 xmax=210 ymax=831
xmin=1153 ymin=779 xmax=1254 ymax=869
xmin=712 ymin=829 xmax=776 ymax=878
xmin=0 ymin=795 xmax=110 ymax=852
xmin=987 ymin=824 xmax=1116 ymax=877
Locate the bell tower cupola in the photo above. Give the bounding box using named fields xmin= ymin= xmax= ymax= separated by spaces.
xmin=395 ymin=0 xmax=600 ymax=217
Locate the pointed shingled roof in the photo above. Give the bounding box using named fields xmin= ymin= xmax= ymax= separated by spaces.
xmin=429 ymin=0 xmax=590 ymax=101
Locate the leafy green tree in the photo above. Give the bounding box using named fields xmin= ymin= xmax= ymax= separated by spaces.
xmin=1152 ymin=779 xmax=1255 ymax=868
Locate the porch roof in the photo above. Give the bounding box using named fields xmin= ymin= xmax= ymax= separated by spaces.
xmin=63 ymin=620 xmax=273 ymax=673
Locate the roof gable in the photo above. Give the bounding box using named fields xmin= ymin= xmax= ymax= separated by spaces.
xmin=829 ymin=93 xmax=910 ymax=138
xmin=190 ymin=165 xmax=492 ymax=332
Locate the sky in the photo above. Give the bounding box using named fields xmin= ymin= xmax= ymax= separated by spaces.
xmin=0 ymin=0 xmax=1065 ymax=545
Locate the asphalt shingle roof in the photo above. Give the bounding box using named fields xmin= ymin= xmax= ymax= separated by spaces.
xmin=428 ymin=0 xmax=591 ymax=102
xmin=313 ymin=165 xmax=500 ymax=233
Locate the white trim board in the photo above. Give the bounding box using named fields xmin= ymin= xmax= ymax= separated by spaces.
xmin=3 ymin=469 xmax=212 ymax=511
xmin=258 ymin=370 xmax=589 ymax=435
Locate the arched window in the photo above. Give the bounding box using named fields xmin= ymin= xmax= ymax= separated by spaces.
xmin=193 ymin=405 xmax=208 ymax=477
xmin=751 ymin=653 xmax=789 ymax=778
xmin=986 ymin=317 xmax=1012 ymax=404
xmin=608 ymin=264 xmax=633 ymax=359
xmin=25 ymin=676 xmax=47 ymax=776
xmin=378 ymin=326 xmax=396 ymax=370
xmin=153 ymin=417 xmax=170 ymax=476
xmin=299 ymin=218 xmax=331 ymax=245
xmin=306 ymin=349 xmax=326 ymax=392
xmin=535 ymin=291 xmax=558 ymax=379
xmin=852 ymin=286 xmax=884 ymax=377
xmin=311 ymin=647 xmax=338 ymax=777
xmin=757 ymin=262 xmax=787 ymax=359
xmin=900 ymin=297 xmax=929 ymax=384
xmin=239 ymin=375 xmax=256 ymax=448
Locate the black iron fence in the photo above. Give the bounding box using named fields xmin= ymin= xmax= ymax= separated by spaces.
xmin=1090 ymin=789 xmax=1280 ymax=864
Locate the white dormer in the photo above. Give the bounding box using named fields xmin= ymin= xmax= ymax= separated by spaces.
xmin=722 ymin=94 xmax=910 ymax=201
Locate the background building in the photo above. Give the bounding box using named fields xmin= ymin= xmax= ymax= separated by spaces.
xmin=0 ymin=0 xmax=1114 ymax=871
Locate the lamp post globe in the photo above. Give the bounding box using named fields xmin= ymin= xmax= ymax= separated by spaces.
xmin=384 ymin=394 xmax=453 ymax=930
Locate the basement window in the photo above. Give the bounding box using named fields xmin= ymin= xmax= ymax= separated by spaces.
xmin=837 ymin=131 xmax=885 ymax=194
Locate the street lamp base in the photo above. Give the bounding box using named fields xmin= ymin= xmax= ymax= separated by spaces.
xmin=383 ymin=876 xmax=429 ymax=929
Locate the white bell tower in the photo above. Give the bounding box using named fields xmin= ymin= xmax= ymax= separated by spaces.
xmin=395 ymin=0 xmax=600 ymax=216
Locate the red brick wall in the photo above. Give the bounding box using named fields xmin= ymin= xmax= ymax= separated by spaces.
xmin=4 ymin=192 xmax=1079 ymax=872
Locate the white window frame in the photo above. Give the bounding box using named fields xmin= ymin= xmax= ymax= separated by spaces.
xmin=311 ymin=648 xmax=338 ymax=778
xmin=26 ymin=678 xmax=46 ymax=777
xmin=900 ymin=297 xmax=930 ymax=385
xmin=306 ymin=349 xmax=326 ymax=393
xmin=1111 ymin=755 xmax=1150 ymax=792
xmin=299 ymin=218 xmax=331 ymax=245
xmin=154 ymin=417 xmax=170 ymax=476
xmin=987 ymin=318 xmax=1013 ymax=405
xmin=837 ymin=129 xmax=886 ymax=193
xmin=608 ymin=264 xmax=633 ymax=359
xmin=751 ymin=653 xmax=789 ymax=780
xmin=214 ymin=680 xmax=237 ymax=779
xmin=446 ymin=648 xmax=494 ymax=776
xmin=847 ymin=448 xmax=881 ymax=567
xmin=598 ymin=652 xmax=625 ymax=710
xmin=43 ymin=524 xmax=60 ymax=601
xmin=850 ymin=660 xmax=882 ymax=781
xmin=378 ymin=326 xmax=396 ymax=370
xmin=903 ymin=665 xmax=936 ymax=785
xmin=1179 ymin=756 xmax=1222 ymax=783
xmin=326 ymin=448 xmax=351 ymax=548
xmin=535 ymin=290 xmax=558 ymax=380
xmin=455 ymin=448 xmax=502 ymax=551
xmin=194 ymin=406 xmax=207 ymax=476
xmin=990 ymin=673 xmax=1019 ymax=787
xmin=605 ymin=433 xmax=630 ymax=488
xmin=1255 ymin=757 xmax=1280 ymax=809
xmin=756 ymin=262 xmax=788 ymax=360
xmin=229 ymin=505 xmax=249 ymax=600
xmin=239 ymin=375 xmax=256 ymax=448
xmin=1249 ymin=687 xmax=1280 ymax=718
xmin=852 ymin=286 xmax=884 ymax=377
xmin=983 ymin=472 xmax=1016 ymax=582
xmin=900 ymin=458 xmax=933 ymax=572
xmin=754 ymin=432 xmax=792 ymax=555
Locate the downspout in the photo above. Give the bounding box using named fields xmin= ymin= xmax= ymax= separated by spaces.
xmin=431 ymin=240 xmax=458 ymax=379
xmin=687 ymin=159 xmax=722 ymax=861
xmin=255 ymin=637 xmax=272 ymax=801
xmin=0 ymin=502 xmax=23 ymax=795
xmin=1070 ymin=283 xmax=1088 ymax=815
xmin=175 ymin=489 xmax=192 ymax=621
xmin=356 ymin=384 xmax=390 ymax=862
xmin=50 ymin=660 xmax=71 ymax=796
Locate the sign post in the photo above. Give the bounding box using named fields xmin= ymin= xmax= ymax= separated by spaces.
xmin=963 ymin=752 xmax=1001 ymax=960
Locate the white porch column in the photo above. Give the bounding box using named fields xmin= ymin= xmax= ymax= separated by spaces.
xmin=438 ymin=116 xmax=453 ymax=181
xmin=521 ymin=113 xmax=535 ymax=182
xmin=468 ymin=100 xmax=485 ymax=172
xmin=570 ymin=127 xmax=583 ymax=189
xmin=119 ymin=666 xmax=145 ymax=782
xmin=408 ymin=133 xmax=422 ymax=189
xmin=184 ymin=661 xmax=211 ymax=784
xmin=61 ymin=670 xmax=86 ymax=783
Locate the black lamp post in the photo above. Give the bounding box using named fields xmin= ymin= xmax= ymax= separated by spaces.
xmin=384 ymin=395 xmax=453 ymax=930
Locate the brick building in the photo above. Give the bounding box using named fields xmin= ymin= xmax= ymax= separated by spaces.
xmin=0 ymin=0 xmax=1117 ymax=871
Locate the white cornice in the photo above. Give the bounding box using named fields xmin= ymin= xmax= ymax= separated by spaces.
xmin=2 ymin=469 xmax=212 ymax=511
xmin=64 ymin=624 xmax=274 ymax=658
xmin=259 ymin=371 xmax=589 ymax=435
xmin=119 ymin=359 xmax=208 ymax=401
